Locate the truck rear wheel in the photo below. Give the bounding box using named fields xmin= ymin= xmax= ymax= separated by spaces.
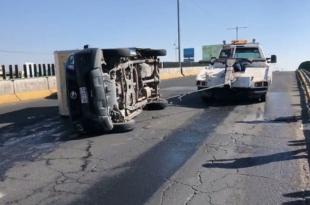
xmin=113 ymin=120 xmax=135 ymax=132
xmin=259 ymin=94 xmax=266 ymax=102
xmin=138 ymin=49 xmax=167 ymax=57
xmin=102 ymin=48 xmax=132 ymax=57
xmin=144 ymin=99 xmax=168 ymax=110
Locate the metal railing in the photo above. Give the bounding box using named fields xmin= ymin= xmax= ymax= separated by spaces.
xmin=159 ymin=61 xmax=209 ymax=69
xmin=0 ymin=63 xmax=55 ymax=80
xmin=297 ymin=69 xmax=310 ymax=103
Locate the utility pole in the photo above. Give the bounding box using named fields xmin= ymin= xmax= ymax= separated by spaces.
xmin=177 ymin=0 xmax=184 ymax=76
xmin=173 ymin=43 xmax=178 ymax=61
xmin=227 ymin=26 xmax=248 ymax=40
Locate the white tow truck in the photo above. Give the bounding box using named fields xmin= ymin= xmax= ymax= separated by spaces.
xmin=196 ymin=40 xmax=277 ymax=101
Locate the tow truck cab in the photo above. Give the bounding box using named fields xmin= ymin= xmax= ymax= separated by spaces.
xmin=196 ymin=40 xmax=277 ymax=100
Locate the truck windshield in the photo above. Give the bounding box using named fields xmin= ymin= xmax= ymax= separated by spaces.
xmin=234 ymin=47 xmax=261 ymax=59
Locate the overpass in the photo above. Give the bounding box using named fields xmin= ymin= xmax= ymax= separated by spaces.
xmin=0 ymin=71 xmax=309 ymax=205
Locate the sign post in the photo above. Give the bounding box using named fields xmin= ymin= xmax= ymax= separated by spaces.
xmin=183 ymin=48 xmax=195 ymax=62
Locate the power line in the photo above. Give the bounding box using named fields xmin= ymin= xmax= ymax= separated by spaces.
xmin=0 ymin=49 xmax=52 ymax=55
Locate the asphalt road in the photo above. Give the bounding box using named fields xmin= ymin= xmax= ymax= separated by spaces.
xmin=0 ymin=72 xmax=309 ymax=205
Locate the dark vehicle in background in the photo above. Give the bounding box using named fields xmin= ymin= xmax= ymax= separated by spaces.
xmin=65 ymin=47 xmax=167 ymax=133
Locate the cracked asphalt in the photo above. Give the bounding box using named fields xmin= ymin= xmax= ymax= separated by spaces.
xmin=0 ymin=72 xmax=309 ymax=205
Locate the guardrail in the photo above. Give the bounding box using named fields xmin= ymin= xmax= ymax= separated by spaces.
xmin=0 ymin=64 xmax=55 ymax=80
xmin=160 ymin=66 xmax=203 ymax=80
xmin=0 ymin=63 xmax=203 ymax=105
xmin=0 ymin=63 xmax=56 ymax=104
xmin=159 ymin=61 xmax=209 ymax=69
xmin=297 ymin=69 xmax=310 ymax=104
xmin=0 ymin=62 xmax=204 ymax=79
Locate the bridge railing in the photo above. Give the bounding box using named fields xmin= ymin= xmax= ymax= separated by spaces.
xmin=159 ymin=61 xmax=209 ymax=69
xmin=0 ymin=64 xmax=55 ymax=80
xmin=297 ymin=69 xmax=310 ymax=103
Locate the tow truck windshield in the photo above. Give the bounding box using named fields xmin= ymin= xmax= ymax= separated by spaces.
xmin=234 ymin=47 xmax=262 ymax=59
xmin=219 ymin=49 xmax=233 ymax=58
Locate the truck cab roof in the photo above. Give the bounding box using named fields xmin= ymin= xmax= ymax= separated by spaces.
xmin=219 ymin=40 xmax=265 ymax=60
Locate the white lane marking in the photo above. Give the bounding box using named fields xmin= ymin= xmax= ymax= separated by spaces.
xmin=0 ymin=192 xmax=5 ymax=199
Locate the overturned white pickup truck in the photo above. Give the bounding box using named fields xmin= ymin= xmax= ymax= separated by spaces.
xmin=62 ymin=47 xmax=167 ymax=133
xmin=196 ymin=40 xmax=277 ymax=101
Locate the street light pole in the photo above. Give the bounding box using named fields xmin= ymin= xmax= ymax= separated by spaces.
xmin=177 ymin=0 xmax=184 ymax=76
xmin=173 ymin=43 xmax=178 ymax=61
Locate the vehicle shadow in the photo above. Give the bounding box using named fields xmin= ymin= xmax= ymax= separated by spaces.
xmin=0 ymin=105 xmax=133 ymax=144
xmin=167 ymin=92 xmax=260 ymax=109
xmin=235 ymin=115 xmax=301 ymax=124
xmin=281 ymin=74 xmax=310 ymax=205
xmin=202 ymin=148 xmax=307 ymax=169
xmin=45 ymin=92 xmax=57 ymax=99
xmin=0 ymin=106 xmax=76 ymax=180
xmin=282 ymin=191 xmax=310 ymax=205
xmin=0 ymin=106 xmax=68 ymax=144
xmin=287 ymin=140 xmax=306 ymax=147
xmin=282 ymin=200 xmax=308 ymax=205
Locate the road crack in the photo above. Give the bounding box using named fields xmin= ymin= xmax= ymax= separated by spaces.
xmin=159 ymin=181 xmax=175 ymax=205
xmin=80 ymin=140 xmax=94 ymax=172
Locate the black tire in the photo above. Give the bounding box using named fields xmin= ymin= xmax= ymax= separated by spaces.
xmin=113 ymin=120 xmax=135 ymax=132
xmin=260 ymin=94 xmax=266 ymax=102
xmin=138 ymin=49 xmax=167 ymax=57
xmin=80 ymin=120 xmax=105 ymax=134
xmin=144 ymin=99 xmax=168 ymax=110
xmin=102 ymin=48 xmax=132 ymax=57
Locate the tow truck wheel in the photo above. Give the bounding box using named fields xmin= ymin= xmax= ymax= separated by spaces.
xmin=260 ymin=94 xmax=266 ymax=102
xmin=254 ymin=94 xmax=266 ymax=102
xmin=144 ymin=99 xmax=168 ymax=110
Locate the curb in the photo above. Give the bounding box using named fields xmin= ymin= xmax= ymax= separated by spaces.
xmin=0 ymin=94 xmax=20 ymax=105
xmin=160 ymin=67 xmax=202 ymax=80
xmin=0 ymin=90 xmax=56 ymax=105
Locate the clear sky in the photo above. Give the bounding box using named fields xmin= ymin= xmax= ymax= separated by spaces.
xmin=0 ymin=0 xmax=309 ymax=70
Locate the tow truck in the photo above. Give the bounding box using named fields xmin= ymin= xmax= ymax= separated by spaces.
xmin=196 ymin=39 xmax=277 ymax=101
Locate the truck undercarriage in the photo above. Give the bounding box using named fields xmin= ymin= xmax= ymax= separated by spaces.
xmin=66 ymin=48 xmax=166 ymax=133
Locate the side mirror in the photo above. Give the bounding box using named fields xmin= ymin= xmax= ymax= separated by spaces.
xmin=270 ymin=55 xmax=277 ymax=63
xmin=210 ymin=57 xmax=217 ymax=65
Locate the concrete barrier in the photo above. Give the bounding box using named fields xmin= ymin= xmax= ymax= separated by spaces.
xmin=0 ymin=80 xmax=14 ymax=95
xmin=47 ymin=77 xmax=57 ymax=93
xmin=0 ymin=66 xmax=203 ymax=105
xmin=160 ymin=67 xmax=203 ymax=80
xmin=0 ymin=76 xmax=56 ymax=105
xmin=14 ymin=78 xmax=48 ymax=93
xmin=0 ymin=80 xmax=19 ymax=104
